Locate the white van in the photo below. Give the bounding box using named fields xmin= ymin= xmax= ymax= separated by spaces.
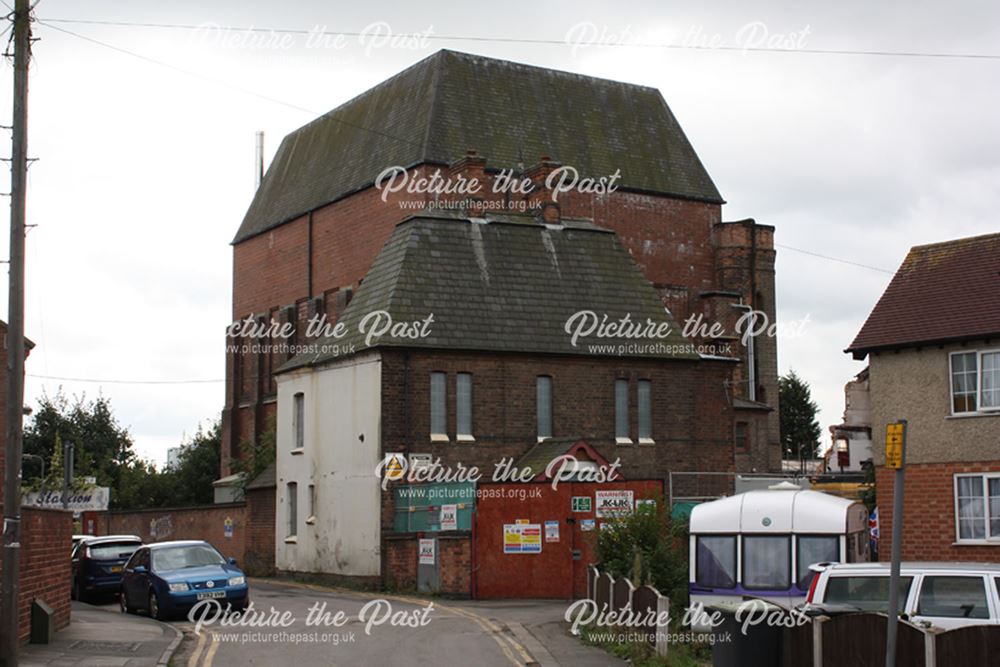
xmin=805 ymin=562 xmax=1000 ymax=630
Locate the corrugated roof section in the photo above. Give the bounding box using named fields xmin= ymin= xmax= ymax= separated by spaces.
xmin=846 ymin=232 xmax=1000 ymax=357
xmin=234 ymin=50 xmax=722 ymax=243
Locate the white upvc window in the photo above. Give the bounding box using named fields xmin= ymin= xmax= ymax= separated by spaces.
xmin=954 ymin=473 xmax=1000 ymax=543
xmin=950 ymin=349 xmax=1000 ymax=415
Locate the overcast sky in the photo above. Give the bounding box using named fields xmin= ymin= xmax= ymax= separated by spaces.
xmin=1 ymin=1 xmax=997 ymax=465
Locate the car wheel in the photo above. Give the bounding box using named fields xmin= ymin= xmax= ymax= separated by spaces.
xmin=120 ymin=590 xmax=134 ymax=614
xmin=148 ymin=590 xmax=165 ymax=621
xmin=74 ymin=579 xmax=87 ymax=604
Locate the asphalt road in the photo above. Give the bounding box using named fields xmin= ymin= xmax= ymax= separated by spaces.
xmin=83 ymin=579 xmax=624 ymax=667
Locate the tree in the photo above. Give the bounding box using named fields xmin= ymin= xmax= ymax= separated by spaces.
xmin=779 ymin=370 xmax=822 ymax=460
xmin=168 ymin=420 xmax=221 ymax=506
xmin=23 ymin=390 xmax=137 ymax=498
xmin=23 ymin=390 xmax=223 ymax=509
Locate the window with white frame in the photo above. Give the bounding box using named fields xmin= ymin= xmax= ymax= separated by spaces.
xmin=292 ymin=392 xmax=305 ymax=450
xmin=536 ymin=376 xmax=552 ymax=440
xmin=614 ymin=379 xmax=630 ymax=442
xmin=286 ymin=482 xmax=298 ymax=539
xmin=637 ymin=379 xmax=652 ymax=442
xmin=456 ymin=373 xmax=473 ymax=440
xmin=955 ymin=473 xmax=1000 ymax=542
xmin=950 ymin=350 xmax=1000 ymax=414
xmin=430 ymin=372 xmax=447 ymax=438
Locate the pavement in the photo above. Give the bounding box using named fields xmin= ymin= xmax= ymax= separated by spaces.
xmin=18 ymin=600 xmax=182 ymax=667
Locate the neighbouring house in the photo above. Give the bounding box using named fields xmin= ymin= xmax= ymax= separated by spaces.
xmin=221 ymin=50 xmax=781 ymax=591
xmin=846 ymin=232 xmax=1000 ymax=561
xmin=0 ymin=321 xmax=72 ymax=643
xmin=826 ymin=368 xmax=874 ymax=473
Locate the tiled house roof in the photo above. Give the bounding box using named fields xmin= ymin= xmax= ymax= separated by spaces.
xmin=234 ymin=49 xmax=723 ymax=243
xmin=846 ymin=232 xmax=1000 ymax=359
xmin=278 ymin=213 xmax=698 ymax=372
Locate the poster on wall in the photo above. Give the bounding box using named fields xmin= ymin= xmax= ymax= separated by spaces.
xmin=595 ymin=490 xmax=634 ymax=518
xmin=440 ymin=504 xmax=458 ymax=531
xmin=580 ymin=519 xmax=596 ymax=532
xmin=571 ymin=496 xmax=591 ymax=512
xmin=418 ymin=538 xmax=436 ymax=564
xmin=544 ymin=520 xmax=560 ymax=542
xmin=503 ymin=524 xmax=542 ymax=553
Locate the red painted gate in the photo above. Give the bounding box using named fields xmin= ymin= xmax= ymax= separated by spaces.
xmin=473 ymin=480 xmax=663 ymax=599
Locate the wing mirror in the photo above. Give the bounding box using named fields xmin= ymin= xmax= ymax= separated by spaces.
xmin=228 ymin=557 xmax=238 ymax=566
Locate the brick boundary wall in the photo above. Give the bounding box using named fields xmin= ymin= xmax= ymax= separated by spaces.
xmin=383 ymin=533 xmax=472 ymax=597
xmin=245 ymin=488 xmax=276 ymax=576
xmin=0 ymin=506 xmax=73 ymax=644
xmin=93 ymin=503 xmax=248 ymax=565
xmin=876 ymin=461 xmax=1000 ymax=561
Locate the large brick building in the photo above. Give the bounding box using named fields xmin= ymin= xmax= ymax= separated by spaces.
xmin=846 ymin=232 xmax=1000 ymax=561
xmin=222 ymin=50 xmax=780 ymax=590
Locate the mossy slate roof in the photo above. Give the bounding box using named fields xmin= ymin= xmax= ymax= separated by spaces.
xmin=235 ymin=50 xmax=722 ymax=243
xmin=278 ymin=214 xmax=697 ymax=372
xmin=846 ymin=232 xmax=1000 ymax=357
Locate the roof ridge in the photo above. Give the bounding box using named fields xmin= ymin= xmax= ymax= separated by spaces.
xmin=909 ymin=231 xmax=1000 ymax=253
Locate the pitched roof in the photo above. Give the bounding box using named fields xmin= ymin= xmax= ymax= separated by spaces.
xmin=846 ymin=232 xmax=1000 ymax=358
xmin=512 ymin=437 xmax=623 ymax=481
xmin=278 ymin=212 xmax=698 ymax=372
xmin=234 ymin=50 xmax=722 ymax=243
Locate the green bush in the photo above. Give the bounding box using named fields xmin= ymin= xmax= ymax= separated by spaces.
xmin=593 ymin=498 xmax=690 ymax=609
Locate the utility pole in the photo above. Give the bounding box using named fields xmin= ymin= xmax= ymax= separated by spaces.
xmin=1 ymin=0 xmax=31 ymax=663
xmin=884 ymin=420 xmax=907 ymax=667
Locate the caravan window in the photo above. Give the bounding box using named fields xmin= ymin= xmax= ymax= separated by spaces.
xmin=796 ymin=536 xmax=839 ymax=588
xmin=743 ymin=536 xmax=790 ymax=590
xmin=695 ymin=536 xmax=736 ymax=588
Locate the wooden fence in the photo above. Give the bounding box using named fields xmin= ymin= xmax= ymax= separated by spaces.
xmin=586 ymin=566 xmax=670 ymax=658
xmin=712 ymin=609 xmax=1000 ymax=667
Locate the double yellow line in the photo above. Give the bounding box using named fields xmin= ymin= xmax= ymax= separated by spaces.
xmin=186 ymin=627 xmax=219 ymax=667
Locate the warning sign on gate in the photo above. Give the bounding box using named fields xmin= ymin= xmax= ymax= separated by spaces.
xmin=418 ymin=538 xmax=435 ymax=564
xmin=595 ymin=490 xmax=634 ymax=518
xmin=503 ymin=524 xmax=542 ymax=553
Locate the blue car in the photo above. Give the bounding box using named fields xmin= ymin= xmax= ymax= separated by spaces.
xmin=71 ymin=535 xmax=143 ymax=602
xmin=119 ymin=540 xmax=249 ymax=620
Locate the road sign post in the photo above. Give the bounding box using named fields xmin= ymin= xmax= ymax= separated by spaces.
xmin=884 ymin=420 xmax=907 ymax=667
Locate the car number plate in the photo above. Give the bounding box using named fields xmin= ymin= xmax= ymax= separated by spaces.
xmin=196 ymin=591 xmax=227 ymax=600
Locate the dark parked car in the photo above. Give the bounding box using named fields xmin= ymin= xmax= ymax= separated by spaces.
xmin=120 ymin=540 xmax=249 ymax=620
xmin=71 ymin=535 xmax=143 ymax=602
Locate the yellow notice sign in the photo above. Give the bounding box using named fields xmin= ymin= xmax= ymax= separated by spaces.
xmin=885 ymin=422 xmax=905 ymax=469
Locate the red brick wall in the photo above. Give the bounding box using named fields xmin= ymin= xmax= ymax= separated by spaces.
xmin=875 ymin=462 xmax=1000 ymax=561
xmin=245 ymin=487 xmax=276 ymax=576
xmin=98 ymin=503 xmax=248 ymax=564
xmin=225 ymin=160 xmax=729 ymax=462
xmin=379 ymin=350 xmax=736 ymax=489
xmin=0 ymin=507 xmax=73 ymax=644
xmin=382 ymin=534 xmax=472 ymax=596
xmin=384 ymin=536 xmax=417 ymax=591
xmin=438 ymin=535 xmax=472 ymax=596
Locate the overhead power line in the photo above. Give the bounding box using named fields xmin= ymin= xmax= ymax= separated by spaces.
xmin=36 ymin=16 xmax=1000 ymax=61
xmin=775 ymin=243 xmax=895 ymax=274
xmin=35 ymin=20 xmax=901 ymax=286
xmin=28 ymin=373 xmax=224 ymax=385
